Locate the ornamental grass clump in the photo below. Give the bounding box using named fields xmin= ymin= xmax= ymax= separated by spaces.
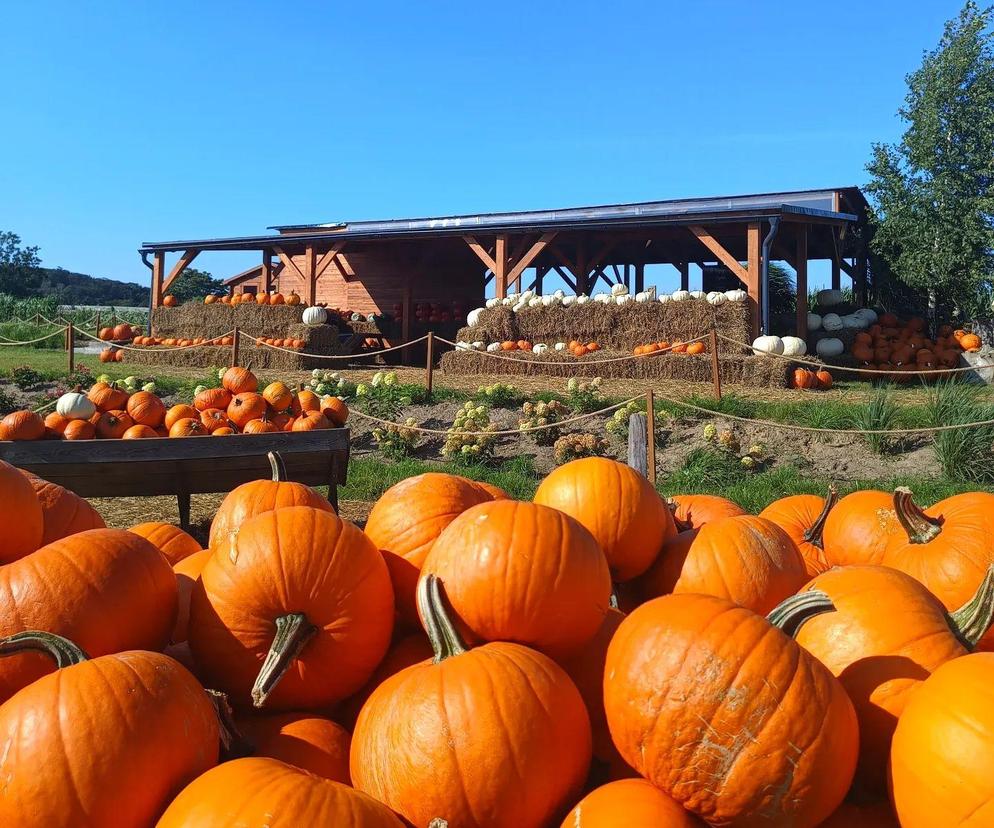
xmin=518 ymin=399 xmax=569 ymax=446
xmin=442 ymin=401 xmax=497 ymax=464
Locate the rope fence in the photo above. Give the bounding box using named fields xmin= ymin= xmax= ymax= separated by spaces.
xmin=434 ymin=335 xmax=711 ymax=365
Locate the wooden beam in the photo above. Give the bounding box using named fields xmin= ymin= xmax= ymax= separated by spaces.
xmin=401 ymin=282 xmax=412 ymax=365
xmin=689 ymin=226 xmax=750 ymax=285
xmin=161 ymin=249 xmax=200 ymax=295
xmin=335 ymin=252 xmax=356 ymax=281
xmin=831 ymin=259 xmax=841 ymax=291
xmin=273 ymin=247 xmax=306 ymax=281
xmin=634 ymin=261 xmax=645 ymax=294
xmin=795 ymin=227 xmax=808 ymax=340
xmin=493 ymin=234 xmax=508 ymax=299
xmin=261 ymin=249 xmax=273 ymax=294
xmin=855 ymin=251 xmax=868 ymax=308
xmin=314 ymin=242 xmax=346 ymax=281
xmin=506 ymin=232 xmax=557 ymax=287
xmin=678 ymin=261 xmax=689 ymax=292
xmin=463 ymin=236 xmax=499 ymax=274
xmin=151 ymin=251 xmax=165 ymax=308
xmin=839 ymin=258 xmax=855 ymax=278
xmin=553 ymin=266 xmax=577 ymax=292
xmin=305 ymin=244 xmax=318 ymax=306
xmin=747 ymin=223 xmax=761 ymax=339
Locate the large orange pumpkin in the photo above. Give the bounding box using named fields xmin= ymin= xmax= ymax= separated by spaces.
xmin=199 ymin=407 xmax=231 ymax=433
xmin=94 ymin=409 xmax=133 ymax=439
xmin=0 ymin=631 xmax=218 ymax=827
xmin=0 ymin=528 xmax=177 ymax=702
xmin=129 ymin=521 xmax=202 ymax=565
xmin=87 ymin=382 xmax=128 ymax=412
xmin=781 ymin=564 xmax=991 ymax=794
xmin=237 ymin=712 xmax=351 ymax=783
xmin=190 ymin=506 xmax=393 ymax=711
xmin=262 ymin=381 xmax=293 ymax=411
xmin=533 ymin=457 xmax=675 ymax=581
xmin=666 ymin=493 xmax=746 ymax=531
xmin=758 ymin=485 xmax=838 ymax=576
xmin=21 ymin=471 xmax=103 ymax=547
xmin=604 ymin=593 xmax=857 ymax=827
xmin=169 ymin=417 xmax=208 ymax=437
xmin=222 ymin=366 xmax=258 ymax=394
xmin=561 ymin=779 xmax=703 ymax=827
xmin=0 ymin=461 xmax=44 ymax=563
xmin=351 ymin=575 xmax=591 ymax=828
xmin=164 ymin=404 xmax=199 ymax=430
xmin=291 ymin=410 xmax=331 ymax=431
xmin=321 ymin=395 xmax=349 ymax=427
xmin=157 ymin=757 xmax=403 ymax=827
xmin=243 ymin=416 xmax=279 ymax=434
xmin=62 ymin=419 xmax=95 ymax=440
xmin=173 ymin=548 xmax=211 ymax=644
xmin=821 ymin=489 xmax=901 ymax=566
xmin=208 ymin=451 xmax=332 ymax=558
xmin=193 ymin=387 xmax=232 ymax=412
xmin=0 ymin=410 xmax=45 ymax=441
xmin=420 ymin=499 xmax=611 ymax=659
xmin=636 ymin=528 xmax=699 ymax=601
xmin=43 ymin=411 xmax=70 ymax=438
xmin=890 ymin=653 xmax=994 ymax=828
xmin=122 ymin=423 xmax=158 ymax=439
xmin=227 ymin=392 xmax=268 ymax=429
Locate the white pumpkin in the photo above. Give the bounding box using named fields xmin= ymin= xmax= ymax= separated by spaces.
xmin=724 ymin=289 xmax=748 ymax=302
xmin=455 ymin=341 xmax=471 ymax=351
xmin=541 ymin=295 xmax=555 ymax=306
xmin=350 ymin=312 xmax=363 ymax=321
xmin=658 ymin=294 xmax=671 ymax=304
xmin=706 ymin=291 xmax=727 ymax=306
xmin=821 ymin=313 xmax=844 ymax=332
xmin=817 ymin=289 xmax=844 ymax=307
xmin=554 ymin=342 xmax=567 ymax=351
xmin=751 ymin=335 xmax=784 ymax=355
xmin=562 ymin=295 xmax=576 ymax=307
xmin=635 ymin=292 xmax=650 ymax=303
xmin=807 ymin=313 xmax=823 ymax=331
xmin=528 ymin=297 xmax=543 ymax=308
xmin=781 ymin=336 xmax=807 ymax=357
xmin=56 ymin=392 xmax=95 ymax=421
xmin=575 ymin=295 xmax=590 ymax=305
xmin=611 ymin=284 xmax=628 ymax=297
xmin=816 ymin=337 xmax=845 ymax=358
xmin=689 ymin=290 xmax=706 ymax=300
xmin=466 ymin=308 xmax=484 ymax=327
xmin=615 ymin=294 xmax=632 ymax=305
xmin=842 ymin=314 xmax=867 ymax=330
xmin=501 ymin=297 xmax=514 ymax=306
xmin=854 ymin=308 xmax=878 ymax=324
xmin=486 ymin=342 xmax=501 ymax=352
xmin=302 ymin=306 xmax=328 ymax=326
xmin=593 ymin=292 xmax=611 ymax=304
xmin=485 ymin=297 xmax=501 ymax=309
xmin=521 ymin=290 xmax=535 ymax=302
xmin=512 ymin=300 xmax=528 ymax=313
xmin=507 ymin=293 xmax=521 ymax=303
xmin=532 ymin=343 xmax=548 ymax=354
xmin=671 ymin=290 xmax=691 ymax=302
xmin=471 ymin=341 xmax=484 ymax=350
xmin=553 ymin=290 xmax=565 ymax=299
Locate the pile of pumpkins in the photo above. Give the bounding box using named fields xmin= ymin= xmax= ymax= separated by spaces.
xmin=849 ymin=317 xmax=983 ymax=379
xmin=200 ymin=292 xmax=303 ymax=307
xmin=0 ymin=366 xmax=348 ymax=441
xmin=96 ymin=323 xmax=142 ymax=342
xmin=0 ymin=457 xmax=991 ymax=826
xmin=459 ymin=340 xmax=605 ymax=357
xmin=633 ymin=339 xmax=706 ymax=356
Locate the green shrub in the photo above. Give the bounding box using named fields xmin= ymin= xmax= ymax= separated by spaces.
xmin=10 ymin=365 xmax=43 ymax=390
xmin=475 ymin=382 xmax=522 ymax=408
xmin=553 ymin=432 xmax=610 ymax=464
xmin=519 ymin=399 xmax=569 ymax=446
xmin=372 ymin=418 xmax=422 ymax=460
xmin=353 ymin=371 xmax=413 ymax=420
xmin=443 ymin=401 xmax=498 ymax=464
xmin=565 ymin=377 xmax=605 ymax=414
xmin=926 ymin=380 xmax=994 ymax=483
xmin=849 ymin=385 xmax=901 ymax=453
xmin=0 ymin=321 xmax=64 ymax=349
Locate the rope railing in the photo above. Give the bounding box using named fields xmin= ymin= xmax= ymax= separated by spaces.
xmin=250 ymin=333 xmax=431 ymax=359
xmin=0 ymin=329 xmax=69 ymax=347
xmin=75 ymin=327 xmax=238 ymax=353
xmin=433 ymin=335 xmax=711 ymax=365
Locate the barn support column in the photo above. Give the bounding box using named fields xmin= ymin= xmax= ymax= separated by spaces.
xmin=795 ymin=227 xmax=808 ymax=340
xmin=634 ymin=261 xmax=645 ymax=294
xmin=678 ymin=262 xmax=689 ymax=292
xmin=464 ymin=232 xmax=555 ymax=299
xmin=154 ymin=249 xmax=200 ymax=305
xmin=747 ymin=223 xmax=761 ymax=340
xmin=402 ymin=282 xmax=412 ymax=365
xmin=855 ymin=251 xmax=868 ymax=308
xmin=151 ymin=252 xmax=165 ymax=308
xmin=261 ymin=248 xmax=273 ymax=294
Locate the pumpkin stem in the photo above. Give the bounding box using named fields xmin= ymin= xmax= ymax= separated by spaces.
xmin=429 ymin=821 xmax=449 ymax=828
xmin=417 ymin=574 xmax=468 ymax=663
xmin=664 ymin=497 xmax=692 ymax=533
xmin=948 ymin=564 xmax=994 ymax=649
xmin=766 ymin=590 xmax=837 ymax=638
xmin=0 ymin=630 xmax=89 ymax=667
xmin=251 ymin=612 xmax=317 ymax=709
xmin=893 ymin=487 xmax=943 ymax=544
xmin=205 ymin=689 xmax=254 ymax=760
xmin=802 ymin=484 xmax=838 ymax=549
xmin=268 ymin=451 xmax=288 ymax=482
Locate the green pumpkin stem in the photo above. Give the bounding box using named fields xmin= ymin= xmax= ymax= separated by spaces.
xmin=802 ymin=484 xmax=838 ymax=549
xmin=948 ymin=564 xmax=994 ymax=649
xmin=767 ymin=590 xmax=837 ymax=638
xmin=268 ymin=451 xmax=288 ymax=482
xmin=205 ymin=689 xmax=254 ymax=760
xmin=0 ymin=630 xmax=89 ymax=667
xmin=251 ymin=612 xmax=317 ymax=709
xmin=417 ymin=574 xmax=468 ymax=663
xmin=893 ymin=487 xmax=943 ymax=544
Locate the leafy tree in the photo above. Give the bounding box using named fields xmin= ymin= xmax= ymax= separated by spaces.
xmin=865 ymin=2 xmax=994 ymax=321
xmin=168 ymin=267 xmax=226 ymax=302
xmin=0 ymin=232 xmax=42 ymax=297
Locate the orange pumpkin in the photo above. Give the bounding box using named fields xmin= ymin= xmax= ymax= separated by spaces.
xmin=351 ymin=575 xmax=591 ymax=827
xmin=194 ymin=387 xmax=232 ymax=412
xmin=204 ymin=294 xmax=217 ymax=304
xmin=94 ymin=409 xmax=133 ymax=439
xmin=169 ymin=417 xmax=208 ymax=438
xmin=162 ymin=294 xmax=178 ymax=307
xmin=262 ymin=381 xmax=293 ymax=411
xmin=227 ymin=392 xmax=268 ymax=429
xmin=0 ymin=410 xmax=45 ymax=441
xmin=20 ymin=472 xmax=102 ymax=547
xmin=243 ymin=417 xmax=279 ymax=434
xmin=819 ymin=798 xmax=899 ymax=827
xmin=533 ymin=457 xmax=675 ymax=581
xmin=129 ymin=521 xmax=202 ymax=566
xmin=286 ymin=291 xmax=302 ymax=306
xmin=255 ymin=292 xmax=269 ymax=305
xmin=125 ymin=391 xmax=166 ymax=427
xmin=236 ymin=713 xmax=350 ymax=783
xmin=635 ymin=528 xmax=699 ymax=601
xmin=122 ymin=424 xmax=158 ymax=439
xmin=199 ymin=408 xmax=232 ymax=433
xmin=420 ymin=499 xmax=611 ymax=659
xmin=667 ymin=493 xmax=746 ymax=531
xmin=157 ymin=757 xmax=403 ymax=828
xmin=294 ymin=389 xmax=321 ymax=414
xmin=794 ymin=368 xmax=817 ymax=389
xmin=43 ymin=412 xmax=69 ymax=438
xmin=320 ymin=396 xmax=349 ymax=427
xmin=0 ymin=462 xmax=43 ymax=562
xmin=758 ymin=486 xmax=838 ymax=576
xmin=172 ymin=548 xmax=211 ymax=644
xmin=189 ymin=506 xmax=394 ymax=711
xmin=604 ymin=593 xmax=857 ymax=826
xmin=269 ymin=293 xmax=285 ymax=305
xmin=821 ymin=489 xmax=901 ymax=567
xmin=62 ymin=420 xmax=95 ymax=440
xmin=222 ymin=366 xmax=258 ymax=394
xmin=816 ymin=368 xmax=834 ymax=389
xmin=364 ymin=473 xmax=498 ymax=625
xmin=561 ymin=779 xmax=703 ymax=827
xmin=165 ymin=404 xmax=199 ymax=430
xmin=292 ymin=411 xmax=331 ymax=431
xmin=960 ymin=332 xmax=982 ymax=351
xmin=685 ymin=341 xmax=705 ymax=355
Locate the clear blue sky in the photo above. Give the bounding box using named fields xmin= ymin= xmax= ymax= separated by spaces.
xmin=0 ymin=0 xmax=965 ymax=294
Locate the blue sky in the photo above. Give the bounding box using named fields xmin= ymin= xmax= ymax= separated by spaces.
xmin=0 ymin=0 xmax=964 ymax=293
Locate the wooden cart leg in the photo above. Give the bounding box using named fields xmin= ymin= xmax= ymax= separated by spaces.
xmin=328 ymin=456 xmax=339 ymax=514
xmin=177 ymin=491 xmax=192 ymax=530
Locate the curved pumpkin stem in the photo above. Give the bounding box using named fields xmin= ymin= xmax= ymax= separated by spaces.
xmin=948 ymin=564 xmax=994 ymax=649
xmin=767 ymin=590 xmax=837 ymax=638
xmin=251 ymin=612 xmax=318 ymax=709
xmin=893 ymin=487 xmax=943 ymax=544
xmin=417 ymin=574 xmax=468 ymax=663
xmin=205 ymin=689 xmax=254 ymax=760
xmin=802 ymin=484 xmax=838 ymax=549
xmin=0 ymin=630 xmax=89 ymax=667
xmin=429 ymin=821 xmax=449 ymax=828
xmin=664 ymin=497 xmax=692 ymax=533
xmin=268 ymin=451 xmax=288 ymax=482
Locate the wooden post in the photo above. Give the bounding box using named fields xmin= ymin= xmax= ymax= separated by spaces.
xmin=494 ymin=235 xmax=508 ymax=299
xmin=231 ymin=327 xmax=240 ymax=367
xmin=679 ymin=261 xmax=689 ymax=292
xmin=795 ymin=227 xmax=808 ymax=340
xmin=634 ymin=261 xmax=645 ymax=294
xmin=66 ymin=324 xmax=74 ymax=374
xmin=94 ymin=311 xmax=101 ymax=332
xmin=747 ymin=223 xmax=762 ymax=340
xmin=306 ymin=245 xmax=318 ymax=306
xmin=425 ymin=331 xmax=435 ymax=397
xmin=151 ymin=251 xmax=165 ymax=308
xmin=709 ymin=328 xmax=722 ymax=401
xmin=627 ymin=413 xmax=648 ymax=479
xmin=261 ymin=249 xmax=273 ymax=295
xmin=645 ymin=389 xmax=656 ymax=485
xmin=831 ymin=257 xmax=841 ymax=291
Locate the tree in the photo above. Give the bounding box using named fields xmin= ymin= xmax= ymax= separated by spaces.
xmin=167 ymin=267 xmax=226 ymax=302
xmin=865 ymin=2 xmax=994 ymax=321
xmin=0 ymin=232 xmax=42 ymax=297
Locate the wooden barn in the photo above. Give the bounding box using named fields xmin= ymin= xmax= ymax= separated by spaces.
xmin=140 ymin=187 xmax=870 ymax=341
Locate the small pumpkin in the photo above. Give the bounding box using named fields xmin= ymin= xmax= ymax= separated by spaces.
xmin=758 ymin=486 xmax=838 ymax=576
xmin=129 ymin=521 xmax=202 ymax=565
xmin=165 ymin=404 xmax=199 ymax=430
xmin=0 ymin=410 xmax=45 ymax=441
xmin=561 ymin=779 xmax=703 ymax=827
xmin=43 ymin=411 xmax=69 ymax=438
xmin=62 ymin=419 xmax=95 ymax=440
xmin=292 ymin=411 xmax=331 ymax=431
xmin=666 ymin=494 xmax=745 ymax=531
xmin=227 ymin=392 xmax=268 ymax=428
xmin=193 ymin=387 xmax=232 ymax=412
xmin=222 ymin=366 xmax=258 ymax=394
xmin=199 ymin=408 xmax=232 ymax=433
xmin=262 ymin=381 xmax=293 ymax=411
xmin=125 ymin=391 xmax=166 ymax=427
xmin=87 ymin=382 xmax=128 ymax=412
xmin=320 ymin=396 xmax=349 ymax=427
xmin=55 ymin=391 xmax=95 ymax=421
xmin=163 ymin=294 xmax=178 ymax=306
xmin=95 ymin=409 xmax=133 ymax=439
xmin=169 ymin=417 xmax=208 ymax=438
xmin=243 ymin=416 xmax=279 ymax=434
xmin=236 ymin=712 xmax=351 ymax=783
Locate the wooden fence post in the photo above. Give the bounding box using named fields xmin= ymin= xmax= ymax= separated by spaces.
xmin=94 ymin=311 xmax=101 ymax=331
xmin=66 ymin=324 xmax=74 ymax=374
xmin=627 ymin=412 xmax=649 ymax=479
xmin=231 ymin=327 xmax=240 ymax=367
xmin=646 ymin=389 xmax=656 ymax=484
xmin=709 ymin=328 xmax=722 ymax=401
xmin=425 ymin=331 xmax=435 ymax=397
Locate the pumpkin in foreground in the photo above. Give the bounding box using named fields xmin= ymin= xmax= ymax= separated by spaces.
xmin=351 ymin=575 xmax=591 ymax=828
xmin=562 ymin=778 xmax=703 ymax=827
xmin=22 ymin=470 xmax=105 ymax=546
xmin=890 ymin=652 xmax=994 ymax=828
xmin=129 ymin=520 xmax=202 ymax=565
xmin=758 ymin=486 xmax=837 ymax=576
xmin=0 ymin=631 xmax=218 ymax=827
xmin=156 ymin=757 xmax=403 ymax=828
xmin=667 ymin=493 xmax=746 ymax=531
xmin=0 ymin=459 xmax=44 ymax=563
xmin=604 ymin=593 xmax=857 ymax=827
xmin=236 ymin=712 xmax=351 ymax=784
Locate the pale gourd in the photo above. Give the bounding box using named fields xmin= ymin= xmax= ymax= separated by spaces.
xmin=541 ymin=295 xmax=555 ymax=306
xmin=807 ymin=312 xmax=823 ymax=331
xmin=575 ymin=295 xmax=590 ymax=305
xmin=781 ymin=336 xmax=807 ymax=357
xmin=501 ymin=297 xmax=514 ymax=306
xmin=554 ymin=342 xmax=567 ymax=351
xmin=562 ymin=295 xmax=576 ymax=306
xmin=635 ymin=292 xmax=651 ymax=303
xmin=706 ymin=291 xmax=727 ymax=306
xmin=615 ymin=294 xmax=632 ymax=305
xmin=512 ymin=300 xmax=528 ymax=313
xmin=593 ymin=293 xmax=611 ymax=304
xmin=302 ymin=306 xmax=328 ymax=326
xmin=466 ymin=308 xmax=484 ymax=327
xmin=689 ymin=290 xmax=706 ymax=299
xmin=671 ymin=290 xmax=691 ymax=302
xmin=486 ymin=342 xmax=501 ymax=352
xmin=532 ymin=343 xmax=548 ymax=354
xmin=485 ymin=297 xmax=501 ymax=309
xmin=821 ymin=313 xmax=844 ymax=332
xmin=56 ymin=392 xmax=96 ymax=421
xmin=471 ymin=341 xmax=484 ymax=350
xmin=816 ymin=337 xmax=845 ymax=358
xmin=817 ymin=289 xmax=844 ymax=307
xmin=842 ymin=314 xmax=867 ymax=330
xmin=350 ymin=312 xmax=363 ymax=321
xmin=854 ymin=308 xmax=878 ymax=324
xmin=611 ymin=284 xmax=628 ymax=297
xmin=527 ymin=297 xmax=542 ymax=308
xmin=724 ymin=289 xmax=748 ymax=302
xmin=658 ymin=294 xmax=671 ymax=304
xmin=751 ymin=335 xmax=784 ymax=355
xmin=455 ymin=341 xmax=472 ymax=351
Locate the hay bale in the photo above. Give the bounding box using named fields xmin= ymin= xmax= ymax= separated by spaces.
xmin=459 ymin=300 xmax=751 ymax=354
xmin=152 ymin=302 xmax=305 ymax=340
